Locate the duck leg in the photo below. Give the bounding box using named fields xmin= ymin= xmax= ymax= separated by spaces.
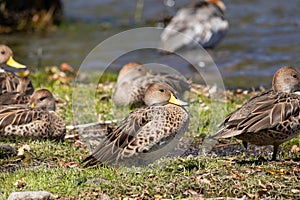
xmin=242 ymin=141 xmax=248 ymax=149
xmin=272 ymin=144 xmax=279 ymax=161
xmin=242 ymin=141 xmax=248 ymax=158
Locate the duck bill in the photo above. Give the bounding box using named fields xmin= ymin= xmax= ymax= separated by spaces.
xmin=169 ymin=94 xmax=189 ymax=106
xmin=6 ymin=56 xmax=27 ymax=69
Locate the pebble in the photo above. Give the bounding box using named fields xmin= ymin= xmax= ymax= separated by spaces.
xmin=8 ymin=191 xmax=55 ymax=200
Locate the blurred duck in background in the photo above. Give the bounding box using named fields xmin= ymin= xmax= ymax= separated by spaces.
xmin=160 ymin=0 xmax=228 ymax=52
xmin=113 ymin=62 xmax=190 ymax=107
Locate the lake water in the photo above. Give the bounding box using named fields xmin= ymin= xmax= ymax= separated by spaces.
xmin=1 ymin=0 xmax=300 ymax=88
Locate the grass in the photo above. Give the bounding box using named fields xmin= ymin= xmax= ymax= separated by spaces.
xmin=1 ymin=156 xmax=299 ymax=199
xmin=0 ymin=69 xmax=299 ymax=199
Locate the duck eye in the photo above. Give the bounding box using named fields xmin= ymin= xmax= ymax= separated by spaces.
xmin=292 ymin=74 xmax=297 ymax=78
xmin=159 ymin=89 xmax=165 ymax=93
xmin=39 ymin=97 xmax=47 ymax=101
xmin=1 ymin=51 xmax=5 ymax=55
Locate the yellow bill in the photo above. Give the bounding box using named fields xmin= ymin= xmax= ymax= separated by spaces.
xmin=168 ymin=94 xmax=189 ymax=106
xmin=6 ymin=56 xmax=27 ymax=69
xmin=31 ymin=103 xmax=35 ymax=108
xmin=146 ymin=71 xmax=151 ymax=76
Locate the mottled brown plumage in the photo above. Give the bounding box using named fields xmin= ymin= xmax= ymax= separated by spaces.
xmin=83 ymin=83 xmax=189 ymax=167
xmin=113 ymin=62 xmax=190 ymax=106
xmin=0 ymin=89 xmax=65 ymax=140
xmin=215 ymin=66 xmax=300 ymax=160
xmin=0 ymin=45 xmax=34 ymax=96
xmin=0 ymin=77 xmax=33 ymax=105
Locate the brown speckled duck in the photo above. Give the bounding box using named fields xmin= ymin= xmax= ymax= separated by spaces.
xmin=83 ymin=83 xmax=189 ymax=166
xmin=0 ymin=77 xmax=33 ymax=105
xmin=214 ymin=66 xmax=300 ymax=160
xmin=113 ymin=62 xmax=190 ymax=106
xmin=0 ymin=44 xmax=34 ymax=95
xmin=0 ymin=89 xmax=66 ymax=140
xmin=160 ymin=0 xmax=228 ymax=52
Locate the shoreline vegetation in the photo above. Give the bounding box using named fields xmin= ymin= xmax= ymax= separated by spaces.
xmin=0 ymin=0 xmax=62 ymax=33
xmin=0 ymin=64 xmax=299 ymax=199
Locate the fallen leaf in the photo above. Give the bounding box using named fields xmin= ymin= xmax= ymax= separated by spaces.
xmin=178 ymin=164 xmax=184 ymax=169
xmin=148 ymin=174 xmax=155 ymax=179
xmin=74 ymin=140 xmax=87 ymax=148
xmin=265 ymin=184 xmax=273 ymax=191
xmin=154 ymin=194 xmax=162 ymax=199
xmin=64 ymin=134 xmax=80 ymax=140
xmin=267 ymin=169 xmax=285 ymax=175
xmin=245 ymin=192 xmax=255 ymax=199
xmin=255 ymin=190 xmax=268 ymax=199
xmin=13 ymin=179 xmax=26 ymax=188
xmin=291 ymin=145 xmax=300 ymax=153
xmin=58 ymin=161 xmax=77 ymax=168
xmin=184 ymin=189 xmax=198 ymax=195
xmin=258 ymin=180 xmax=265 ymax=189
xmin=17 ymin=144 xmax=30 ymax=156
xmin=60 ymin=62 xmax=75 ymax=72
xmin=143 ymin=189 xmax=149 ymax=195
xmin=232 ymin=172 xmax=242 ymax=179
xmin=291 ymin=189 xmax=300 ymax=194
xmin=279 ymin=168 xmax=286 ymax=174
xmin=196 ymin=176 xmax=211 ymax=184
xmin=184 ymin=189 xmax=204 ymax=199
xmin=130 ymin=193 xmax=140 ymax=198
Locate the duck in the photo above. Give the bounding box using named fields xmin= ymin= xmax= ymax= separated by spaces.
xmin=0 ymin=89 xmax=66 ymax=141
xmin=83 ymin=83 xmax=189 ymax=166
xmin=112 ymin=62 xmax=148 ymax=106
xmin=0 ymin=44 xmax=34 ymax=95
xmin=214 ymin=66 xmax=300 ymax=160
xmin=0 ymin=77 xmax=33 ymax=105
xmin=113 ymin=62 xmax=190 ymax=106
xmin=160 ymin=0 xmax=228 ymax=52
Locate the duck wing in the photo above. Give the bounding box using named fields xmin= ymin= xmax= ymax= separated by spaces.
xmin=215 ymin=90 xmax=300 ymax=138
xmin=82 ymin=105 xmax=189 ymax=166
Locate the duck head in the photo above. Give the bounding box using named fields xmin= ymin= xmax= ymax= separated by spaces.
xmin=144 ymin=83 xmax=188 ymax=106
xmin=272 ymin=66 xmax=300 ymax=93
xmin=0 ymin=45 xmax=27 ymax=71
xmin=29 ymin=89 xmax=56 ymax=111
xmin=206 ymin=0 xmax=226 ymax=11
xmin=117 ymin=62 xmax=148 ymax=82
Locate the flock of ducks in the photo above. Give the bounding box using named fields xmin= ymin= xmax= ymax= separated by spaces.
xmin=0 ymin=45 xmax=66 ymax=141
xmin=1 ymin=0 xmax=300 ymax=166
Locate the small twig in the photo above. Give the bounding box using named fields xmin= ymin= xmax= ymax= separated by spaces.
xmin=66 ymin=120 xmax=119 ymax=130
